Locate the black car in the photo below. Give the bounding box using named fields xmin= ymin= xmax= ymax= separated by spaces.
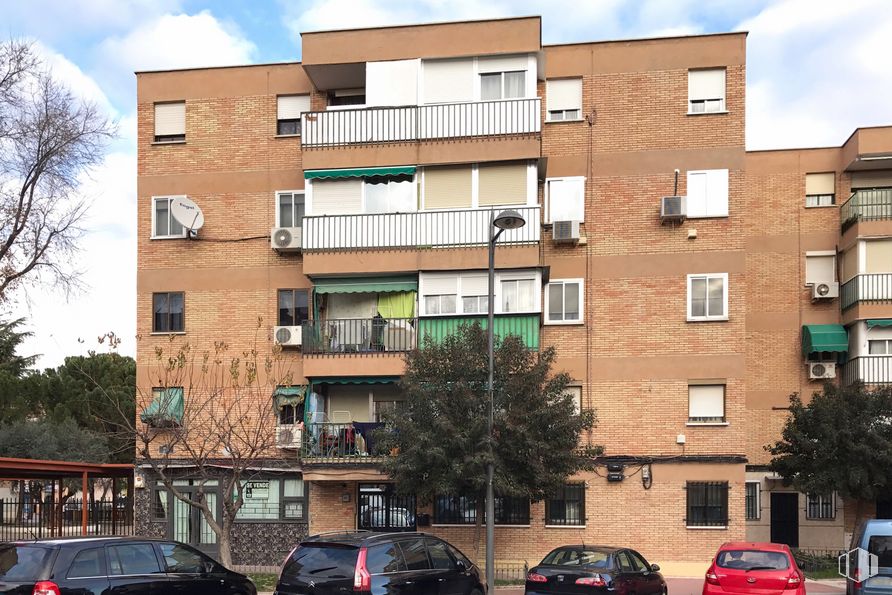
xmin=274 ymin=531 xmax=485 ymax=595
xmin=526 ymin=545 xmax=666 ymax=595
xmin=0 ymin=536 xmax=256 ymax=595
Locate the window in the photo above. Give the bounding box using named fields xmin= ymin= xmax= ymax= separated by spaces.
xmin=153 ymin=292 xmax=185 ymax=333
xmin=421 ymin=271 xmax=539 ymax=316
xmin=68 ymin=547 xmax=104 ymax=578
xmin=688 ymin=384 xmax=726 ymax=423
xmin=546 ymin=78 xmax=583 ymax=121
xmin=494 ymin=496 xmax=530 ymax=525
xmin=153 ymin=484 xmax=169 ymax=520
xmin=480 ymin=70 xmax=526 ymax=101
xmin=478 ymin=162 xmax=528 ymax=206
xmin=545 ymin=178 xmax=585 ymax=223
xmin=366 ymin=543 xmax=406 ymax=574
xmin=154 ymin=101 xmax=185 ymax=142
xmin=433 ymin=494 xmax=529 ymax=525
xmin=399 ymin=539 xmax=430 ymax=571
xmin=107 ymin=543 xmax=163 ymax=575
xmin=277 ymin=95 xmax=310 ymax=136
xmin=686 ymin=482 xmax=729 ymax=527
xmin=365 ymin=177 xmax=416 ymax=213
xmin=745 ymin=481 xmax=761 ymax=520
xmin=152 ymin=197 xmax=187 ymax=238
xmin=426 ymin=539 xmax=454 ymax=570
xmin=546 ymin=483 xmax=585 ymax=526
xmin=283 ymin=478 xmax=307 ymax=520
xmin=234 ymin=478 xmax=307 ymax=521
xmin=688 ymin=69 xmax=726 ymax=113
xmin=687 ymin=274 xmax=728 ymax=321
xmin=374 ymin=400 xmax=401 ymax=422
xmin=424 ymin=294 xmax=457 ymax=315
xmin=328 ymin=89 xmax=365 ymax=106
xmin=278 ymin=289 xmax=309 ymax=326
xmin=686 ymin=169 xmax=729 ymax=218
xmin=501 ymin=278 xmax=535 ymax=313
xmin=460 ymin=275 xmax=488 ymax=314
xmin=422 ymin=275 xmax=458 ymax=315
xmin=869 ymin=339 xmax=892 ymax=355
xmin=277 ymin=192 xmax=305 ymax=228
xmin=159 ymin=543 xmax=212 ymax=574
xmin=806 ymin=493 xmax=835 ymax=520
xmin=805 ymin=173 xmax=835 ymax=207
xmin=546 ymin=279 xmax=583 ymax=324
xmin=564 ymin=386 xmax=582 ymax=415
xmin=805 ymin=253 xmax=836 ymax=286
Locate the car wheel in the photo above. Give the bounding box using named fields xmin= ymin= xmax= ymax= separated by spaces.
xmin=470 ymin=590 xmax=483 ymax=595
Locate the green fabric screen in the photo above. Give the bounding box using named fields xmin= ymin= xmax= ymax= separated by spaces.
xmin=309 ymin=377 xmax=400 ymax=385
xmin=867 ymin=319 xmax=892 ymax=328
xmin=801 ymin=324 xmax=848 ymax=358
xmin=314 ymin=276 xmax=418 ymax=294
xmin=378 ymin=291 xmax=416 ymax=318
xmin=141 ymin=387 xmax=185 ymax=425
xmin=417 ymin=315 xmax=540 ymax=350
xmin=304 ymin=166 xmax=416 ymax=180
xmin=274 ymin=385 xmax=307 ymax=410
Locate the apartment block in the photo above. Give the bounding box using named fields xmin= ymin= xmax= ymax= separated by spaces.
xmin=134 ymin=16 xmax=892 ymax=571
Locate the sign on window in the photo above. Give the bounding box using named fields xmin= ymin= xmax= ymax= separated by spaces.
xmin=244 ymin=481 xmax=270 ymax=500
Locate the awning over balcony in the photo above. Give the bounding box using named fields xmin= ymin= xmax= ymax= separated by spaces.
xmin=273 ymin=385 xmax=307 ymax=410
xmin=801 ymin=324 xmax=848 ymax=358
xmin=304 ymin=166 xmax=416 ymax=181
xmin=311 ymin=376 xmax=400 ymax=385
xmin=314 ymin=276 xmax=417 ymax=294
xmin=867 ymin=319 xmax=892 ymax=328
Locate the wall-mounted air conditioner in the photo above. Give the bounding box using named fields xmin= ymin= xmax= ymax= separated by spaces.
xmin=553 ymin=220 xmax=581 ymax=243
xmin=271 ymin=227 xmax=302 ymax=252
xmin=812 ymin=282 xmax=839 ymax=300
xmin=276 ymin=425 xmax=302 ymax=449
xmin=808 ymin=362 xmax=836 ymax=380
xmin=274 ymin=325 xmax=303 ymax=348
xmin=660 ymin=196 xmax=686 ymax=224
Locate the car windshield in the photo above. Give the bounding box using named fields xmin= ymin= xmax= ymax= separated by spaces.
xmin=716 ymin=550 xmax=789 ymax=570
xmin=541 ymin=548 xmax=610 ymax=568
xmin=0 ymin=545 xmax=52 ymax=581
xmin=868 ymin=536 xmax=892 ymax=568
xmin=283 ymin=543 xmax=359 ymax=579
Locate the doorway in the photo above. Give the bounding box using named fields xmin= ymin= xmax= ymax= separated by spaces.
xmin=771 ymin=493 xmax=800 ymax=547
xmin=168 ymin=482 xmax=221 ymax=559
xmin=358 ymin=483 xmax=416 ymax=532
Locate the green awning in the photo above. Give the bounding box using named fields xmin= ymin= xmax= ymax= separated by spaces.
xmin=802 ymin=324 xmax=848 ymax=358
xmin=314 ymin=276 xmax=417 ymax=294
xmin=141 ymin=388 xmax=184 ymax=426
xmin=274 ymin=385 xmax=307 ymax=410
xmin=310 ymin=377 xmax=400 ymax=385
xmin=867 ymin=319 xmax=892 ymax=328
xmin=417 ymin=315 xmax=540 ymax=350
xmin=304 ymin=166 xmax=416 ymax=180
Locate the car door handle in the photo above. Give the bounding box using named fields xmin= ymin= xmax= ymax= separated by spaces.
xmin=438 ymin=578 xmax=446 ymax=582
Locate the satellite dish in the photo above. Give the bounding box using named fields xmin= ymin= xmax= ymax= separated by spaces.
xmin=170 ymin=196 xmax=205 ymax=231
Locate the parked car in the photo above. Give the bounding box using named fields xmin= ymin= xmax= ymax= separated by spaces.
xmin=274 ymin=531 xmax=484 ymax=595
xmin=703 ymin=542 xmax=804 ymax=595
xmin=0 ymin=536 xmax=256 ymax=595
xmin=525 ymin=545 xmax=666 ymax=595
xmin=847 ymin=519 xmax=892 ymax=595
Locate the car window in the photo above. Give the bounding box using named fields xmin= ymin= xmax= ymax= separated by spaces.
xmin=868 ymin=536 xmax=892 ymax=568
xmin=68 ymin=548 xmax=105 ymax=578
xmin=0 ymin=545 xmax=52 ymax=581
xmin=426 ymin=539 xmax=455 ymax=571
xmin=158 ymin=543 xmax=211 ymax=574
xmin=283 ymin=544 xmax=358 ymax=579
xmin=617 ymin=551 xmax=634 ymax=572
xmin=716 ymin=550 xmax=790 ymax=570
xmin=107 ymin=544 xmax=162 ymax=575
xmin=366 ymin=543 xmax=406 ymax=575
xmin=447 ymin=544 xmax=471 ymax=567
xmin=630 ymin=552 xmax=651 ymax=572
xmin=399 ymin=539 xmax=430 ymax=571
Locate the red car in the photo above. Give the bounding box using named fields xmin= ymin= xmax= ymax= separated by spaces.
xmin=703 ymin=542 xmax=805 ymax=595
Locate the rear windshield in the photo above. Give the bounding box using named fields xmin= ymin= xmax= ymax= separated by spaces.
xmin=717 ymin=550 xmax=790 ymax=570
xmin=283 ymin=544 xmax=359 ymax=579
xmin=868 ymin=536 xmax=892 ymax=568
xmin=542 ymin=548 xmax=611 ymax=568
xmin=0 ymin=545 xmax=52 ymax=581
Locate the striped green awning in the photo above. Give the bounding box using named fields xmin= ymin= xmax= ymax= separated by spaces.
xmin=314 ymin=276 xmax=417 ymax=294
xmin=867 ymin=319 xmax=892 ymax=328
xmin=304 ymin=166 xmax=416 ymax=180
xmin=274 ymin=385 xmax=307 ymax=410
xmin=310 ymin=377 xmax=399 ymax=385
xmin=801 ymin=324 xmax=848 ymax=358
xmin=141 ymin=388 xmax=184 ymax=426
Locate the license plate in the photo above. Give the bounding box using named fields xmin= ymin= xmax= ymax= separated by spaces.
xmin=869 ymin=576 xmax=892 ymax=587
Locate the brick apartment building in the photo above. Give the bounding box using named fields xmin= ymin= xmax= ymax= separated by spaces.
xmin=134 ymin=16 xmax=892 ymax=570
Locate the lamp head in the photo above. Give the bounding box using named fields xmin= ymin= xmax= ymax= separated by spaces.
xmin=493 ymin=209 xmax=526 ymax=230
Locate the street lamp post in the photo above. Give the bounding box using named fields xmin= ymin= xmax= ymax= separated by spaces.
xmin=486 ymin=208 xmax=526 ymax=594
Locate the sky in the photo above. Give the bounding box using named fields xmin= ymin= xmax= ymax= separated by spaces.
xmin=4 ymin=0 xmax=892 ymax=368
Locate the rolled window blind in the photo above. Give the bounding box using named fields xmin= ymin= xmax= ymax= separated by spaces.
xmin=805 ymin=255 xmax=835 ymax=285
xmin=689 ymin=385 xmax=724 ymax=418
xmin=805 ymin=172 xmax=835 ymax=195
xmin=866 ymin=240 xmax=892 ymax=273
xmin=310 ymin=179 xmax=362 ymax=215
xmin=278 ymin=95 xmax=311 ymax=120
xmin=478 ymin=162 xmax=528 ymax=206
xmin=423 ymin=275 xmax=458 ymax=296
xmin=154 ymin=102 xmax=185 ymax=136
xmin=547 ymin=79 xmax=582 ymax=112
xmin=461 ymin=274 xmax=488 ymax=297
xmin=423 ymin=166 xmax=472 ymax=209
xmin=477 ymin=55 xmax=528 ymax=73
xmin=422 ymin=59 xmax=474 ymax=104
xmin=688 ymin=69 xmax=725 ymax=101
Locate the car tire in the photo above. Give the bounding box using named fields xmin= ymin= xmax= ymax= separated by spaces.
xmin=470 ymin=589 xmax=483 ymax=595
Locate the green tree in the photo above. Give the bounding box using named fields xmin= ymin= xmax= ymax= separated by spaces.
xmin=0 ymin=318 xmax=39 ymax=422
xmin=378 ymin=323 xmax=602 ymax=508
xmin=0 ymin=418 xmax=109 ymax=462
xmin=768 ymin=384 xmax=892 ymax=516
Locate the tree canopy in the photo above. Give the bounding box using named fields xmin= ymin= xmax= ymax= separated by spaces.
xmin=768 ymin=383 xmax=892 ymax=502
xmin=0 ymin=418 xmax=109 ymax=462
xmin=377 ymin=323 xmax=602 ymax=504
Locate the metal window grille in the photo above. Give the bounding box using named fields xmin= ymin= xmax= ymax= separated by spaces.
xmin=806 ymin=493 xmax=835 ymax=520
xmin=433 ymin=493 xmax=530 ymax=525
xmin=686 ymin=481 xmax=729 ymax=527
xmin=545 ymin=483 xmax=586 ymax=526
xmin=745 ymin=482 xmax=761 ymax=520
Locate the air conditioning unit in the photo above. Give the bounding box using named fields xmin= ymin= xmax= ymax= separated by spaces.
xmin=553 ymin=220 xmax=581 ymax=243
xmin=660 ymin=196 xmax=686 ymax=223
xmin=274 ymin=325 xmax=303 ymax=348
xmin=812 ymin=282 xmax=839 ymax=300
xmin=276 ymin=425 xmax=302 ymax=449
xmin=271 ymin=227 xmax=302 ymax=252
xmin=808 ymin=362 xmax=837 ymax=380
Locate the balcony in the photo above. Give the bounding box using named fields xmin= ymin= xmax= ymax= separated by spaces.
xmin=841 ymin=274 xmax=892 ymax=310
xmin=302 ymin=205 xmax=540 ymax=252
xmin=301 ymin=422 xmax=387 ymax=463
xmin=841 ymin=356 xmax=892 ymax=385
xmin=840 ymin=189 xmax=892 ymax=231
xmin=417 ymin=314 xmax=540 ymax=350
xmin=302 ymin=318 xmax=417 ymax=355
xmin=302 ymin=98 xmax=540 ymax=149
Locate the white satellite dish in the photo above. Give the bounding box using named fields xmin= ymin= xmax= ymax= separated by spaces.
xmin=170 ymin=196 xmax=205 ymax=231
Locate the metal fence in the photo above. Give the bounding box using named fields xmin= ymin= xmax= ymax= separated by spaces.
xmin=302 ymin=98 xmax=541 ymax=148
xmin=302 ymin=318 xmax=417 ymax=355
xmin=841 ymin=356 xmax=892 ymax=385
xmin=841 ymin=273 xmax=892 ymax=310
xmin=840 ymin=188 xmax=892 ymax=231
xmin=302 ymin=422 xmax=387 ymax=461
xmin=0 ymin=497 xmax=133 ymax=540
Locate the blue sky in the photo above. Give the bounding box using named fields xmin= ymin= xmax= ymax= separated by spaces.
xmin=4 ymin=0 xmax=892 ymax=367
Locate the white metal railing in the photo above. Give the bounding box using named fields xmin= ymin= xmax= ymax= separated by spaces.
xmin=302 ymin=206 xmax=540 ymax=251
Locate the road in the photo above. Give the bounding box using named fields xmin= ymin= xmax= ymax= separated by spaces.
xmin=495 ymin=576 xmax=848 ymax=594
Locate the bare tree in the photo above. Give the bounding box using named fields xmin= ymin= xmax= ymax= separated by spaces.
xmin=0 ymin=40 xmax=116 ymax=301
xmin=108 ymin=321 xmax=295 ymax=566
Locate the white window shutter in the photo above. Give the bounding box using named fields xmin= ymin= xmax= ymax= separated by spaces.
xmin=686 ymin=172 xmax=708 ymax=217
xmin=423 ymin=275 xmax=458 ymax=296
xmin=277 ymin=95 xmax=311 ymax=120
xmin=688 ymin=69 xmax=726 ymax=101
xmin=805 ymin=255 xmax=836 ymax=285
xmin=689 ymin=385 xmax=724 ymax=418
xmin=546 ymin=79 xmax=582 ymax=112
xmin=477 ymin=54 xmax=528 ymax=73
xmin=422 ymin=59 xmax=475 ymax=103
xmin=154 ymin=102 xmax=185 ymax=136
xmin=461 ymin=274 xmax=488 ymax=297
xmin=548 ymin=179 xmax=585 ymax=222
xmin=708 ymin=169 xmax=729 ymax=216
xmin=805 ymin=173 xmax=835 ymax=195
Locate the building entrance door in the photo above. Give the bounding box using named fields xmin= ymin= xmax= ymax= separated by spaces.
xmin=358 ymin=483 xmax=416 ymax=532
xmin=771 ymin=493 xmax=799 ymax=548
xmin=169 ymin=482 xmax=221 ymax=560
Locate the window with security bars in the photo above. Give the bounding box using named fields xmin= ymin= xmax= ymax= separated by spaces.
xmin=806 ymin=493 xmax=835 ymax=520
xmin=433 ymin=494 xmax=529 ymax=525
xmin=745 ymin=482 xmax=761 ymax=520
xmin=686 ymin=482 xmax=729 ymax=527
xmin=546 ymin=483 xmax=585 ymax=526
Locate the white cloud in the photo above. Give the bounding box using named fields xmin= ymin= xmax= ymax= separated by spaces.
xmin=31 ymin=41 xmax=116 ymax=116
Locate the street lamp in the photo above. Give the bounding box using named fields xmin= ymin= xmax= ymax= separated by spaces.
xmin=486 ymin=208 xmax=526 ymax=594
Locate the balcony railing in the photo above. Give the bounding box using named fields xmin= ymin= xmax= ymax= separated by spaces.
xmin=303 ymin=206 xmax=540 ymax=252
xmin=841 ymin=356 xmax=892 ymax=385
xmin=302 ymin=98 xmax=541 ymax=148
xmin=840 ymin=273 xmax=892 ymax=310
xmin=840 ymin=188 xmax=892 ymax=231
xmin=302 ymin=318 xmax=417 ymax=355
xmin=301 ymin=422 xmax=386 ymax=462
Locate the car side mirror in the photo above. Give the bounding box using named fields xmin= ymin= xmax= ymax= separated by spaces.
xmin=650 ymin=564 xmax=660 ymax=572
xmin=456 ymin=560 xmax=467 ymax=571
